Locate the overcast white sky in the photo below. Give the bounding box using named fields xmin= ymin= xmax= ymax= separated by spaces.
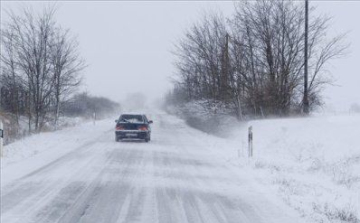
xmin=1 ymin=1 xmax=360 ymax=112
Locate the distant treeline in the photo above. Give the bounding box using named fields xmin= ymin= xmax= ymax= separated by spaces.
xmin=0 ymin=92 xmax=120 ymax=144
xmin=167 ymin=0 xmax=347 ymax=119
xmin=62 ymin=93 xmax=120 ymax=119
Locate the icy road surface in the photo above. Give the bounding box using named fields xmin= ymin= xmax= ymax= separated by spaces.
xmin=1 ymin=112 xmax=303 ymax=223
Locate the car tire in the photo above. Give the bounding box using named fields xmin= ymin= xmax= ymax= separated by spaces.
xmin=115 ymin=136 xmax=120 ymax=142
xmin=145 ymin=137 xmax=150 ymax=142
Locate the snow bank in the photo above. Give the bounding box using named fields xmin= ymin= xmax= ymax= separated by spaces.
xmin=0 ymin=114 xmax=87 ymax=145
xmin=1 ymin=119 xmax=113 ymax=187
xmin=231 ymin=114 xmax=360 ymax=223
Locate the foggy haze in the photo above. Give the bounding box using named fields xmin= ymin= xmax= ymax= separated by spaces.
xmin=1 ymin=2 xmax=360 ymax=222
xmin=1 ymin=1 xmax=359 ymax=111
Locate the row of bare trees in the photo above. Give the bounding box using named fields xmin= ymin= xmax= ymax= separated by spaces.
xmin=168 ymin=0 xmax=347 ymax=119
xmin=62 ymin=92 xmax=120 ymax=119
xmin=0 ymin=6 xmax=85 ymax=132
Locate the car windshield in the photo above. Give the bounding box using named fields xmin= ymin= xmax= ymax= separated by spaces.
xmin=119 ymin=115 xmax=144 ymax=123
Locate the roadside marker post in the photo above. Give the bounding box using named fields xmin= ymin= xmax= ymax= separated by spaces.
xmin=93 ymin=112 xmax=96 ymax=126
xmin=0 ymin=120 xmax=3 ymax=157
xmin=248 ymin=126 xmax=253 ymax=157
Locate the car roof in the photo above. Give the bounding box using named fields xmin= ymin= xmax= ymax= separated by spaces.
xmin=120 ymin=113 xmax=145 ymax=116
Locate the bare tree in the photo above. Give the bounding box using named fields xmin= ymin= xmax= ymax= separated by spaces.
xmin=1 ymin=28 xmax=21 ymax=124
xmin=51 ymin=29 xmax=85 ymax=129
xmin=173 ymin=12 xmax=228 ymax=101
xmin=232 ymin=0 xmax=347 ymax=116
xmin=170 ymin=0 xmax=347 ymax=119
xmin=1 ymin=5 xmax=85 ymax=132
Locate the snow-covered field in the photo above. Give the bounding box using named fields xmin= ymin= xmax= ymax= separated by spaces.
xmin=1 ymin=110 xmax=359 ymax=223
xmin=1 ymin=119 xmax=110 ymax=186
xmin=229 ymin=114 xmax=360 ymax=223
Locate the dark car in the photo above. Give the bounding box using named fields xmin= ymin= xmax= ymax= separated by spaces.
xmin=115 ymin=114 xmax=153 ymax=142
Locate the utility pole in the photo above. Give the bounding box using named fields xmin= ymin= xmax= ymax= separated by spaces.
xmin=303 ymin=0 xmax=310 ymax=114
xmin=221 ymin=33 xmax=230 ymax=100
xmin=225 ymin=32 xmax=229 ymax=84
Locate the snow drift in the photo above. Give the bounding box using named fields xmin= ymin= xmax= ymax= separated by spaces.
xmin=232 ymin=114 xmax=360 ymax=223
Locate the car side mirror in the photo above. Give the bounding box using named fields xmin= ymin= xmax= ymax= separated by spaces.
xmin=148 ymin=120 xmax=153 ymax=124
xmin=115 ymin=119 xmax=118 ymax=123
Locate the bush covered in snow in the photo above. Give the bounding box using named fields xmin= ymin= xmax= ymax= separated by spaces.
xmin=165 ymin=100 xmax=241 ymax=136
xmin=0 ymin=113 xmax=27 ymax=145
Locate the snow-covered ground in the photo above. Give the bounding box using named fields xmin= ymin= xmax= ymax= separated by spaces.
xmin=1 ymin=110 xmax=303 ymax=223
xmin=1 ymin=110 xmax=359 ymax=223
xmin=1 ymin=119 xmax=111 ymax=186
xmin=229 ymin=114 xmax=360 ymax=223
xmin=0 ymin=114 xmax=86 ymax=145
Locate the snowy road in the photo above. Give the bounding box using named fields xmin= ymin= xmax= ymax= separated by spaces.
xmin=1 ymin=112 xmax=303 ymax=223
